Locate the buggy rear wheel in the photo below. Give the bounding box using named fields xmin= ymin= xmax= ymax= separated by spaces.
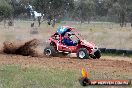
xmin=44 ymin=46 xmax=57 ymax=57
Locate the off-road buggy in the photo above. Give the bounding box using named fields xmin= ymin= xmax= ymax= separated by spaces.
xmin=44 ymin=26 xmax=101 ymax=59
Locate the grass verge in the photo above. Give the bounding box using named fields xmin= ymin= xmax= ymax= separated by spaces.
xmin=0 ymin=65 xmax=81 ymax=88
xmin=0 ymin=65 xmax=131 ymax=88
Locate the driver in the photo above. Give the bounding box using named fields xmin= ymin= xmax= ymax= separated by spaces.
xmin=63 ymin=32 xmax=77 ymax=46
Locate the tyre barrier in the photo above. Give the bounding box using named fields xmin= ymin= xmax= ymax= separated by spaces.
xmin=126 ymin=50 xmax=132 ymax=55
xmin=105 ymin=49 xmax=116 ymax=54
xmin=99 ymin=48 xmax=106 ymax=53
xmin=99 ymin=48 xmax=132 ymax=56
xmin=116 ymin=49 xmax=126 ymax=55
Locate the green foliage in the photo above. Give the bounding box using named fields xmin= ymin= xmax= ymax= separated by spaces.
xmin=0 ymin=0 xmax=13 ymax=18
xmin=94 ymin=0 xmax=132 ymax=26
xmin=32 ymin=0 xmax=74 ymax=19
xmin=0 ymin=0 xmax=132 ymax=23
xmin=74 ymin=0 xmax=95 ymax=22
xmin=95 ymin=0 xmax=111 ymax=16
xmin=10 ymin=0 xmax=31 ymax=17
xmin=20 ymin=0 xmax=31 ymax=5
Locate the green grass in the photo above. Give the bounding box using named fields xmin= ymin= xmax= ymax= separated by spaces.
xmin=0 ymin=65 xmax=81 ymax=88
xmin=0 ymin=65 xmax=131 ymax=88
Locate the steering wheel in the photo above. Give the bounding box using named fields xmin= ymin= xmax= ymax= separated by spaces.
xmin=77 ymin=40 xmax=81 ymax=44
xmin=74 ymin=40 xmax=81 ymax=44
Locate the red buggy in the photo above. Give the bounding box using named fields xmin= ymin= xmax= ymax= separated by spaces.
xmin=44 ymin=26 xmax=101 ymax=59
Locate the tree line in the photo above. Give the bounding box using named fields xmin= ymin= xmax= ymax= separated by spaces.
xmin=0 ymin=0 xmax=132 ymax=27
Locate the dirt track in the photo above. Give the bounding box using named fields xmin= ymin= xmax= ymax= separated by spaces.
xmin=0 ymin=22 xmax=132 ymax=79
xmin=0 ymin=53 xmax=131 ymax=74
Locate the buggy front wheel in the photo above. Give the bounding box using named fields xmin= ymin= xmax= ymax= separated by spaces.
xmin=77 ymin=48 xmax=89 ymax=59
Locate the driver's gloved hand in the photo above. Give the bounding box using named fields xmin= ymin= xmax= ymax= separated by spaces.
xmin=73 ymin=41 xmax=77 ymax=44
xmin=77 ymin=40 xmax=81 ymax=44
xmin=73 ymin=41 xmax=77 ymax=45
